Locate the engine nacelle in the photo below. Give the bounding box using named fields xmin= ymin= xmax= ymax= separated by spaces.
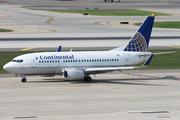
xmin=63 ymin=69 xmax=84 ymax=80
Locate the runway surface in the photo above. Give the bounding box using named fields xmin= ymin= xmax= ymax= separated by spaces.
xmin=0 ymin=69 xmax=180 ymax=120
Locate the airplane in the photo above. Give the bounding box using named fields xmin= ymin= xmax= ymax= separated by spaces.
xmin=3 ymin=16 xmax=173 ymax=83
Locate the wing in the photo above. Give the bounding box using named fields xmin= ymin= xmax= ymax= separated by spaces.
xmin=85 ymin=66 xmax=135 ymax=74
xmin=85 ymin=55 xmax=154 ymax=74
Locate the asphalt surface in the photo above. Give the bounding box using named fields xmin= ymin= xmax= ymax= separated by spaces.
xmin=1 ymin=70 xmax=180 ymax=120
xmin=1 ymin=0 xmax=180 ymax=10
xmin=0 ymin=1 xmax=180 ymax=119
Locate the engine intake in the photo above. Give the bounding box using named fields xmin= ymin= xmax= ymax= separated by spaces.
xmin=63 ymin=69 xmax=84 ymax=80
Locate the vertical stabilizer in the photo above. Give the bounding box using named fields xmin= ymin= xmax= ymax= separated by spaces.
xmin=124 ymin=16 xmax=155 ymax=52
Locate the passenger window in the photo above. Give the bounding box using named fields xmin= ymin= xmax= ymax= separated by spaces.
xmin=84 ymin=60 xmax=86 ymax=62
xmin=47 ymin=61 xmax=49 ymax=63
xmin=39 ymin=61 xmax=41 ymax=63
xmin=44 ymin=61 xmax=46 ymax=63
xmin=58 ymin=60 xmax=60 ymax=63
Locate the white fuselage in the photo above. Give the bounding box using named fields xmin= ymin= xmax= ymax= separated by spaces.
xmin=3 ymin=51 xmax=148 ymax=75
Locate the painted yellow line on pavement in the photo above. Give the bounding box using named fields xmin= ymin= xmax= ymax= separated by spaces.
xmin=46 ymin=17 xmax=53 ymax=25
xmin=164 ymin=45 xmax=180 ymax=48
xmin=3 ymin=87 xmax=27 ymax=89
xmin=21 ymin=47 xmax=35 ymax=51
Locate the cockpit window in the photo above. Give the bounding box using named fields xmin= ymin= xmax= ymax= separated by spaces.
xmin=12 ymin=59 xmax=23 ymax=63
xmin=12 ymin=60 xmax=16 ymax=62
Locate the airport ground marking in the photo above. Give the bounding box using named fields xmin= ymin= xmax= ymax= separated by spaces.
xmin=125 ymin=73 xmax=161 ymax=79
xmin=21 ymin=47 xmax=35 ymax=51
xmin=46 ymin=17 xmax=53 ymax=25
xmin=3 ymin=87 xmax=27 ymax=89
xmin=164 ymin=45 xmax=180 ymax=49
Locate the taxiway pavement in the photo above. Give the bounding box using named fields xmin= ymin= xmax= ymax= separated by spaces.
xmin=0 ymin=69 xmax=180 ymax=120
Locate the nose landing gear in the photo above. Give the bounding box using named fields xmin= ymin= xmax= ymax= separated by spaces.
xmin=21 ymin=78 xmax=27 ymax=82
xmin=18 ymin=75 xmax=27 ymax=83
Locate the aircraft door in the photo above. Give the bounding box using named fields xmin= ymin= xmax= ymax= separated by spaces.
xmin=31 ymin=56 xmax=37 ymax=68
xmin=124 ymin=54 xmax=130 ymax=65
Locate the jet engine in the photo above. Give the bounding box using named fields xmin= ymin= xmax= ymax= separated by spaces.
xmin=63 ymin=69 xmax=84 ymax=80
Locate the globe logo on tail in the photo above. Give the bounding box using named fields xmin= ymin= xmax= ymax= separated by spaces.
xmin=124 ymin=32 xmax=147 ymax=52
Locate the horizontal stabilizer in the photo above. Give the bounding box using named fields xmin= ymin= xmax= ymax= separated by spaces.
xmin=138 ymin=51 xmax=176 ymax=56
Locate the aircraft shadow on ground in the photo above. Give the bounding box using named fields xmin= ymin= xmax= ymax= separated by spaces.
xmin=27 ymin=78 xmax=166 ymax=86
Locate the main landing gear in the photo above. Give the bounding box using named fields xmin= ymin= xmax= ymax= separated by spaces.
xmin=84 ymin=76 xmax=92 ymax=82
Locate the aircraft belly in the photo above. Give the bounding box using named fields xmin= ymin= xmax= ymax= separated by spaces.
xmin=22 ymin=67 xmax=58 ymax=75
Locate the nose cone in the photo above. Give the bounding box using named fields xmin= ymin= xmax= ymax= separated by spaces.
xmin=3 ymin=63 xmax=9 ymax=72
xmin=3 ymin=62 xmax=14 ymax=73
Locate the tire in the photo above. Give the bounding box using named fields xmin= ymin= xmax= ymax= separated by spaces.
xmin=22 ymin=78 xmax=27 ymax=82
xmin=84 ymin=77 xmax=92 ymax=82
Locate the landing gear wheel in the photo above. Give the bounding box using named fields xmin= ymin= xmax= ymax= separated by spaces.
xmin=21 ymin=78 xmax=27 ymax=83
xmin=84 ymin=77 xmax=92 ymax=82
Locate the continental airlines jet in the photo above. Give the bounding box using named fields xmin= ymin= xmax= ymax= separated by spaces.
xmin=3 ymin=16 xmax=166 ymax=82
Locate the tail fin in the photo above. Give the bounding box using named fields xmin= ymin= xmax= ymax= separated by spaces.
xmin=124 ymin=16 xmax=155 ymax=52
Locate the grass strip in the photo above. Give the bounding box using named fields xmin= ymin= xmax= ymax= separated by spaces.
xmin=0 ymin=49 xmax=179 ymax=74
xmin=0 ymin=29 xmax=13 ymax=32
xmin=50 ymin=9 xmax=170 ymax=16
xmin=135 ymin=21 xmax=180 ymax=29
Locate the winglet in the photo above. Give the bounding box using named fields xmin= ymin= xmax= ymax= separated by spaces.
xmin=143 ymin=54 xmax=154 ymax=66
xmin=56 ymin=46 xmax=61 ymax=52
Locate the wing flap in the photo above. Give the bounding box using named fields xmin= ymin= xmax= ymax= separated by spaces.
xmin=85 ymin=66 xmax=135 ymax=73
